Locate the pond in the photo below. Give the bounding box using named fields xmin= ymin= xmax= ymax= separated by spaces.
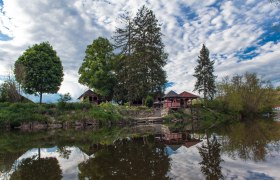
xmin=0 ymin=120 xmax=280 ymax=180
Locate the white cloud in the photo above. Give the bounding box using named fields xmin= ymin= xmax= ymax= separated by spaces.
xmin=0 ymin=0 xmax=279 ymax=101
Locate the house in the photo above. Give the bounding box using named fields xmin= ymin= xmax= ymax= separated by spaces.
xmin=163 ymin=90 xmax=181 ymax=109
xmin=78 ymin=90 xmax=103 ymax=104
xmin=273 ymin=105 xmax=280 ymax=111
xmin=163 ymin=90 xmax=199 ymax=109
xmin=179 ymin=91 xmax=200 ymax=108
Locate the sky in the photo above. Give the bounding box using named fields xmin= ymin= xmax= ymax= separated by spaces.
xmin=0 ymin=0 xmax=280 ymax=102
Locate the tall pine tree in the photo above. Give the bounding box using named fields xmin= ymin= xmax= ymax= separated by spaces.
xmin=193 ymin=44 xmax=216 ymax=100
xmin=132 ymin=6 xmax=167 ymax=103
xmin=112 ymin=12 xmax=134 ymax=104
xmin=113 ymin=6 xmax=167 ymax=104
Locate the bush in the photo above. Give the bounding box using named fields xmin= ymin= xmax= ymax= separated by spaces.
xmin=145 ymin=96 xmax=153 ymax=108
xmin=57 ymin=93 xmax=72 ymax=110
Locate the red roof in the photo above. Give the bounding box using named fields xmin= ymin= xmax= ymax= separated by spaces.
xmin=179 ymin=91 xmax=199 ymax=98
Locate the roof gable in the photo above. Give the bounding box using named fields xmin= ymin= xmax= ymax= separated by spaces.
xmin=179 ymin=91 xmax=199 ymax=98
xmin=164 ymin=90 xmax=179 ymax=98
xmin=78 ymin=90 xmax=100 ymax=99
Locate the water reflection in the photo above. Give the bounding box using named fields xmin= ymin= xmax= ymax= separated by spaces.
xmin=198 ymin=135 xmax=223 ymax=180
xmin=1 ymin=147 xmax=92 ymax=180
xmin=0 ymin=121 xmax=280 ymax=179
xmin=78 ymin=137 xmax=170 ymax=180
xmin=219 ymin=120 xmax=280 ymax=161
xmin=10 ymin=156 xmax=62 ymax=180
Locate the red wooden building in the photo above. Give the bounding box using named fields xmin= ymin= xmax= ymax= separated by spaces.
xmin=163 ymin=90 xmax=199 ymax=109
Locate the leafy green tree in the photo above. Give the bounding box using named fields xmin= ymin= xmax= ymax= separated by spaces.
xmin=216 ymin=72 xmax=274 ymax=116
xmin=14 ymin=42 xmax=63 ymax=104
xmin=78 ymin=37 xmax=116 ymax=101
xmin=194 ymin=44 xmax=216 ymax=101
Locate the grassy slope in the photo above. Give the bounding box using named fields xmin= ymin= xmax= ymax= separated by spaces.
xmin=0 ymin=102 xmax=153 ymax=128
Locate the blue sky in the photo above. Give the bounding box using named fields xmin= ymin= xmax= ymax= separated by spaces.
xmin=0 ymin=0 xmax=280 ymax=103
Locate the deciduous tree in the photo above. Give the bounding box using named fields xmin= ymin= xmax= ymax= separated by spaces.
xmin=78 ymin=37 xmax=116 ymax=101
xmin=14 ymin=42 xmax=63 ymax=104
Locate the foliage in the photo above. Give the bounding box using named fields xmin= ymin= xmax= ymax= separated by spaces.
xmin=193 ymin=44 xmax=216 ymax=101
xmin=113 ymin=6 xmax=167 ymax=103
xmin=0 ymin=101 xmax=159 ymax=129
xmin=78 ymin=37 xmax=116 ymax=101
xmin=90 ymin=103 xmax=122 ymax=123
xmin=0 ymin=103 xmax=51 ymax=127
xmin=14 ymin=42 xmax=63 ymax=104
xmin=274 ymin=88 xmax=280 ymax=105
xmin=57 ymin=93 xmax=72 ymax=110
xmin=145 ymin=95 xmax=154 ymax=108
xmin=216 ymin=72 xmax=275 ymax=117
xmin=199 ymin=107 xmax=236 ymax=130
xmin=0 ymin=78 xmax=21 ymax=102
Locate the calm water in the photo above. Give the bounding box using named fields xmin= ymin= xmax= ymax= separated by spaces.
xmin=0 ymin=120 xmax=280 ymax=180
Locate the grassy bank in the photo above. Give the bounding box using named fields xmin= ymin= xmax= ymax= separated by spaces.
xmin=163 ymin=106 xmax=238 ymax=132
xmin=0 ymin=102 xmax=154 ymax=129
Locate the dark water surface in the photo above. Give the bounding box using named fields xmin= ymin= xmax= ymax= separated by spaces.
xmin=0 ymin=120 xmax=280 ymax=180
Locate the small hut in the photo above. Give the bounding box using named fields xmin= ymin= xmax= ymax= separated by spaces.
xmin=78 ymin=90 xmax=103 ymax=104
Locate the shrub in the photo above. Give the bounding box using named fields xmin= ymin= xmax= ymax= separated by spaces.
xmin=145 ymin=96 xmax=153 ymax=108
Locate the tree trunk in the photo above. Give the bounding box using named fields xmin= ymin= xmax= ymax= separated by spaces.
xmin=38 ymin=147 xmax=41 ymax=159
xmin=39 ymin=92 xmax=43 ymax=104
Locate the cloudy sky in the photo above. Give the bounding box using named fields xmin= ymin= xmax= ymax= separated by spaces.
xmin=0 ymin=0 xmax=280 ymax=102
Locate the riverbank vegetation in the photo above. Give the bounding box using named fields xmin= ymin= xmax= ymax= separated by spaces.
xmin=0 ymin=102 xmax=157 ymax=129
xmin=210 ymin=73 xmax=275 ymax=118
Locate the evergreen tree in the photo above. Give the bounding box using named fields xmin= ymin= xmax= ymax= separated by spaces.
xmin=113 ymin=6 xmax=167 ymax=104
xmin=112 ymin=12 xmax=134 ymax=104
xmin=193 ymin=44 xmax=216 ymax=100
xmin=132 ymin=6 xmax=167 ymax=103
xmin=113 ymin=11 xmax=134 ymax=55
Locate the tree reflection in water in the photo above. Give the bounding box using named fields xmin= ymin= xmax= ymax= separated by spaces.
xmin=10 ymin=156 xmax=62 ymax=180
xmin=220 ymin=120 xmax=280 ymax=161
xmin=198 ymin=135 xmax=224 ymax=180
xmin=78 ymin=136 xmax=170 ymax=180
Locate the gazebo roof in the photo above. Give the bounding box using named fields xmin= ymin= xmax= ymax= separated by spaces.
xmin=78 ymin=90 xmax=99 ymax=99
xmin=163 ymin=90 xmax=179 ymax=98
xmin=179 ymin=91 xmax=199 ymax=98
